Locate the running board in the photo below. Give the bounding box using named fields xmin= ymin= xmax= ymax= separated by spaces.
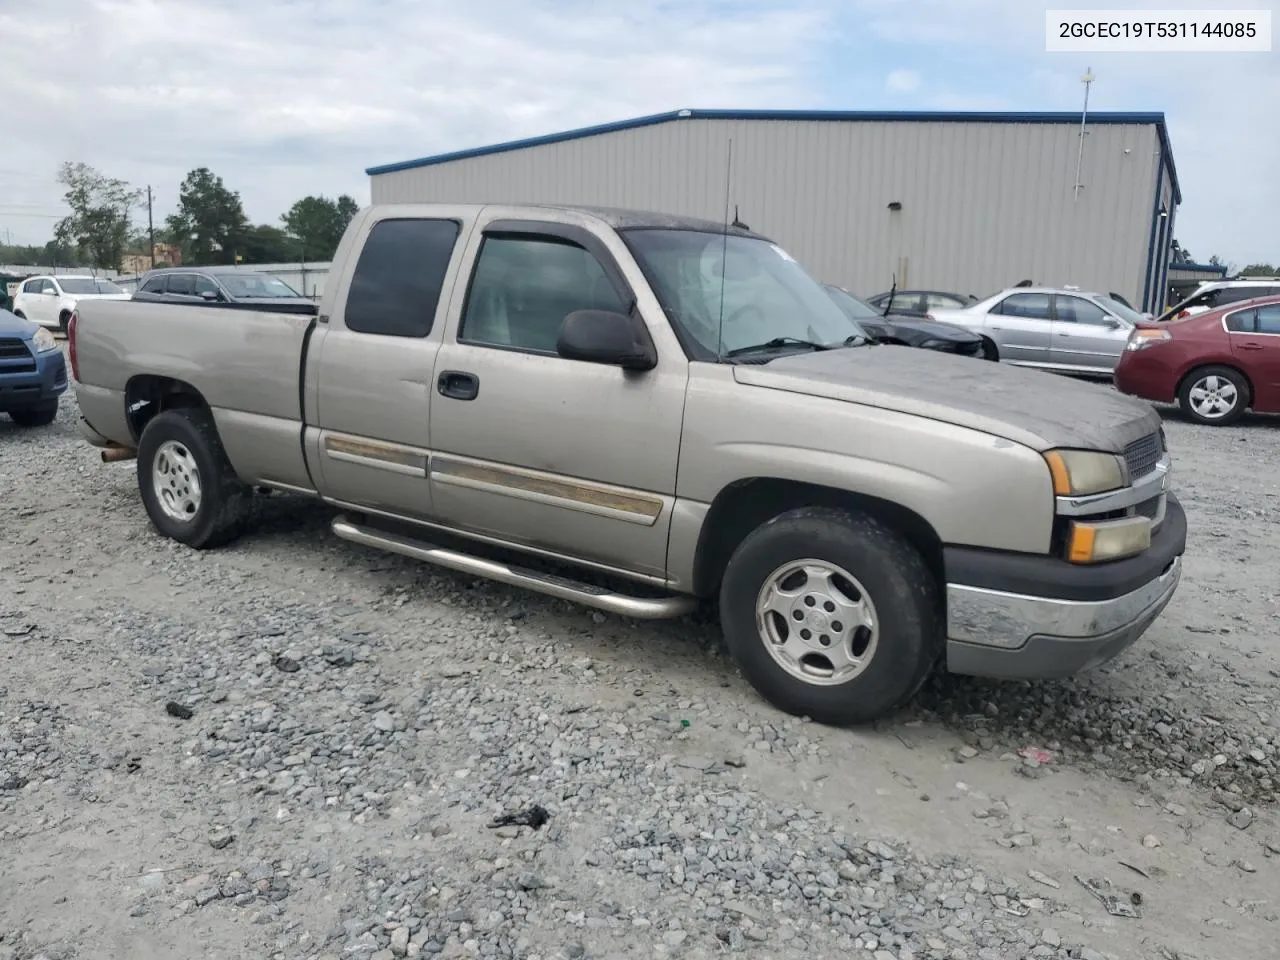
xmin=331 ymin=516 xmax=698 ymax=620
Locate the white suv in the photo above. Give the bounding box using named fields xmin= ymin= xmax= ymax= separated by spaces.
xmin=11 ymin=275 xmax=131 ymax=331
xmin=1160 ymin=278 xmax=1280 ymax=322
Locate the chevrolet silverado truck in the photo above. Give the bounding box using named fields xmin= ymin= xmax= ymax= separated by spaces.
xmin=67 ymin=203 xmax=1185 ymax=725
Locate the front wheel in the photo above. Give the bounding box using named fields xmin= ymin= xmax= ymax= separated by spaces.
xmin=718 ymin=507 xmax=941 ymax=725
xmin=136 ymin=408 xmax=250 ymax=548
xmin=980 ymin=337 xmax=999 ymax=361
xmin=1178 ymin=365 xmax=1248 ymax=426
xmin=7 ymin=401 xmax=58 ymax=427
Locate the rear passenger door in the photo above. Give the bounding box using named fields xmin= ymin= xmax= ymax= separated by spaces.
xmin=426 ymin=216 xmax=687 ymax=580
xmin=305 ymin=211 xmax=473 ymax=518
xmin=985 ymin=292 xmax=1053 ymax=365
xmin=1228 ymin=303 xmax=1280 ymax=410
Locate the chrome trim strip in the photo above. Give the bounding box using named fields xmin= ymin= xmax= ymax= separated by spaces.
xmin=331 ymin=516 xmax=696 ymax=620
xmin=946 ymin=554 xmax=1181 ymax=650
xmin=256 ymin=479 xmax=320 ymax=497
xmin=321 ymin=432 xmax=429 ymax=477
xmin=430 ymin=454 xmax=664 ymax=527
xmin=1056 ymin=456 xmax=1170 ymax=516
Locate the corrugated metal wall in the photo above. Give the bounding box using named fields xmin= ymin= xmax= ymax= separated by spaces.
xmin=371 ymin=117 xmax=1163 ymax=308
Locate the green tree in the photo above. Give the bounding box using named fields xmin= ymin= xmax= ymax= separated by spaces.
xmin=52 ymin=161 xmax=142 ymax=270
xmin=281 ymin=193 xmax=360 ymax=261
xmin=239 ymin=224 xmax=295 ymax=264
xmin=1239 ymin=263 xmax=1277 ymax=276
xmin=165 ymin=167 xmax=250 ymax=265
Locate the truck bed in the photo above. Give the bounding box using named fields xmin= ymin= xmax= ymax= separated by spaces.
xmin=73 ymin=298 xmax=317 ymax=490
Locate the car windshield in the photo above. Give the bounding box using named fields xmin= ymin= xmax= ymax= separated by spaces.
xmin=219 ymin=274 xmax=301 ymax=299
xmin=823 ymin=285 xmax=881 ymax=320
xmin=1096 ymin=296 xmax=1144 ymax=325
xmin=57 ymin=278 xmax=110 ymax=294
xmin=622 ymin=229 xmax=867 ymax=358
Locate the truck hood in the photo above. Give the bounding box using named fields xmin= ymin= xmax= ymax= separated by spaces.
xmin=733 ymin=345 xmax=1161 ymax=452
xmin=0 ymin=308 xmax=38 ymax=338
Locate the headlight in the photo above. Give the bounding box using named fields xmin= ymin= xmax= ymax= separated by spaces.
xmin=1042 ymin=449 xmax=1125 ymax=496
xmin=1066 ymin=516 xmax=1152 ymax=563
xmin=1126 ymin=328 xmax=1171 ymax=351
xmin=918 ymin=339 xmax=948 ymax=349
xmin=31 ymin=327 xmax=58 ymax=353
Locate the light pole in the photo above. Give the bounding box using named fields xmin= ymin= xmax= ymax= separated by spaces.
xmin=1073 ymin=67 xmax=1095 ymax=202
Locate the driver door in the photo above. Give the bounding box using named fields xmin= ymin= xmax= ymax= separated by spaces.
xmin=427 ymin=216 xmax=688 ymax=579
xmin=1050 ymin=295 xmax=1130 ymax=372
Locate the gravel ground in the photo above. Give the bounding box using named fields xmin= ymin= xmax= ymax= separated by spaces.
xmin=2 ymin=364 xmax=1279 ymax=960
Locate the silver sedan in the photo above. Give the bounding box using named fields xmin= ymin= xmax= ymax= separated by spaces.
xmin=930 ymin=287 xmax=1145 ymax=377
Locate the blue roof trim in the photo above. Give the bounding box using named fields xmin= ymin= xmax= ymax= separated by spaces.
xmin=1169 ymin=261 xmax=1228 ymax=274
xmin=365 ymin=107 xmax=1182 ymax=203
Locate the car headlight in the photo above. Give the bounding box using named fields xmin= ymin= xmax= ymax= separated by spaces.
xmin=31 ymin=327 xmax=59 ymax=353
xmin=918 ymin=339 xmax=948 ymax=349
xmin=1042 ymin=449 xmax=1125 ymax=496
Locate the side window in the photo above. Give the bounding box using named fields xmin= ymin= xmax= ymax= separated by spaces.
xmin=169 ymin=274 xmax=196 ymax=296
xmin=193 ymin=275 xmax=220 ymax=297
xmin=995 ymin=293 xmax=1052 ymax=320
xmin=344 ymin=218 xmax=460 ymax=337
xmin=1255 ymin=305 xmax=1280 ymax=334
xmin=1056 ymin=296 xmax=1110 ymax=325
xmin=140 ymin=276 xmax=167 ymax=294
xmin=1225 ymin=309 xmax=1257 ymax=333
xmin=460 ymin=235 xmax=626 ymax=354
xmin=927 ymin=293 xmax=966 ymax=309
xmin=1218 ymin=287 xmax=1261 ymax=306
xmin=38 ymin=279 xmax=56 ymax=295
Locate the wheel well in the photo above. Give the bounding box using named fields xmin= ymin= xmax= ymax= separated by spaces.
xmin=124 ymin=375 xmax=210 ymax=443
xmin=13 ymin=310 xmax=25 ymax=319
xmin=691 ymin=478 xmax=945 ymax=599
xmin=1176 ymin=363 xmax=1253 ymax=405
xmin=58 ymin=308 xmax=72 ymax=320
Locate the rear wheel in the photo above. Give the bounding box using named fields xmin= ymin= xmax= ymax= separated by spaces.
xmin=7 ymin=401 xmax=58 ymax=427
xmin=980 ymin=337 xmax=999 ymax=361
xmin=718 ymin=507 xmax=941 ymax=725
xmin=136 ymin=408 xmax=250 ymax=548
xmin=1178 ymin=365 xmax=1248 ymax=426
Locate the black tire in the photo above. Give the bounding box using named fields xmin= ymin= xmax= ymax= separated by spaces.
xmin=136 ymin=408 xmax=250 ymax=549
xmin=12 ymin=311 xmax=26 ymax=320
xmin=1178 ymin=364 xmax=1248 ymax=426
xmin=718 ymin=507 xmax=941 ymax=726
xmin=980 ymin=337 xmax=999 ymax=361
xmin=7 ymin=401 xmax=58 ymax=427
xmin=58 ymin=311 xmax=72 ymax=333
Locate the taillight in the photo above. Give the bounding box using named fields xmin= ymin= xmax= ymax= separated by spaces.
xmin=67 ymin=310 xmax=79 ymax=381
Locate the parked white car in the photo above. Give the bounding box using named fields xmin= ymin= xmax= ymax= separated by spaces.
xmin=1158 ymin=278 xmax=1280 ymax=322
xmin=11 ymin=275 xmax=131 ymax=332
xmin=929 ymin=286 xmax=1147 ymax=378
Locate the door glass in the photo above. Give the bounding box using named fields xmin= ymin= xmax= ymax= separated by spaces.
xmin=39 ymin=280 xmax=56 ymax=295
xmin=995 ymin=293 xmax=1052 ymax=319
xmin=460 ymin=236 xmax=627 ymax=354
xmin=1255 ymin=305 xmax=1280 ymax=334
xmin=169 ymin=274 xmax=196 ymax=296
xmin=194 ymin=275 xmax=220 ymax=297
xmin=140 ymin=276 xmax=167 ymax=294
xmin=1056 ymin=296 xmax=1111 ymax=325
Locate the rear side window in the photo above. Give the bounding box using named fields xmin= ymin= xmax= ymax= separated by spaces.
xmin=1256 ymin=305 xmax=1280 ymax=334
xmin=1225 ymin=308 xmax=1256 ymax=333
xmin=344 ymin=218 xmax=460 ymax=338
xmin=995 ymin=293 xmax=1052 ymax=319
xmin=1218 ymin=287 xmax=1267 ymax=306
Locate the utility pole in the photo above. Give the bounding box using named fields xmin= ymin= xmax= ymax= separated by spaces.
xmin=147 ymin=185 xmax=155 ymax=268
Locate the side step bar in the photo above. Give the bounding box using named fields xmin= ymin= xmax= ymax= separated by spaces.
xmin=331 ymin=516 xmax=698 ymax=620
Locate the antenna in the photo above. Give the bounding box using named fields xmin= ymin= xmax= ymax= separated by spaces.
xmin=1073 ymin=67 xmax=1095 ymax=201
xmin=715 ymin=137 xmax=734 ymax=361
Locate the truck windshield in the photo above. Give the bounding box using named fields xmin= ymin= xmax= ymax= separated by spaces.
xmin=623 ymin=229 xmax=868 ymax=360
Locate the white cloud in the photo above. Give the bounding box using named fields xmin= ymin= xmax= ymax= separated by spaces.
xmin=0 ymin=0 xmax=837 ymax=245
xmin=885 ymin=68 xmax=922 ymax=93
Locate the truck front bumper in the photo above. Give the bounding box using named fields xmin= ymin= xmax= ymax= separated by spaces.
xmin=944 ymin=494 xmax=1186 ymax=680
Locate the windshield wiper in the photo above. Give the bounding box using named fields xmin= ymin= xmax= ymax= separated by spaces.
xmin=725 ymin=337 xmax=831 ymax=358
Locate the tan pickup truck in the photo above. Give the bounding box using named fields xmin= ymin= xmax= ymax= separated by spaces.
xmin=69 ymin=203 xmax=1185 ymax=724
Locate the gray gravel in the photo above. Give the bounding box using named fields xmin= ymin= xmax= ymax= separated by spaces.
xmin=2 ymin=372 xmax=1279 ymax=960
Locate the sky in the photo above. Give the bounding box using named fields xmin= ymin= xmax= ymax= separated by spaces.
xmin=0 ymin=0 xmax=1276 ymax=267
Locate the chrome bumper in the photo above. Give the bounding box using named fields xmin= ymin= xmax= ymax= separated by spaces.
xmin=945 ymin=554 xmax=1182 ymax=680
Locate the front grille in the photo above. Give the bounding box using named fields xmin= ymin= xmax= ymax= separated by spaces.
xmin=0 ymin=338 xmax=36 ymax=374
xmin=1123 ymin=432 xmax=1162 ymax=481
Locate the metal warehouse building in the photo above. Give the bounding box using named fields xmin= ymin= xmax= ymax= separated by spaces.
xmin=367 ymin=108 xmax=1182 ymax=313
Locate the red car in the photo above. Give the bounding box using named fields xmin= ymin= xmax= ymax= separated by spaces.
xmin=1114 ymin=294 xmax=1280 ymax=426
